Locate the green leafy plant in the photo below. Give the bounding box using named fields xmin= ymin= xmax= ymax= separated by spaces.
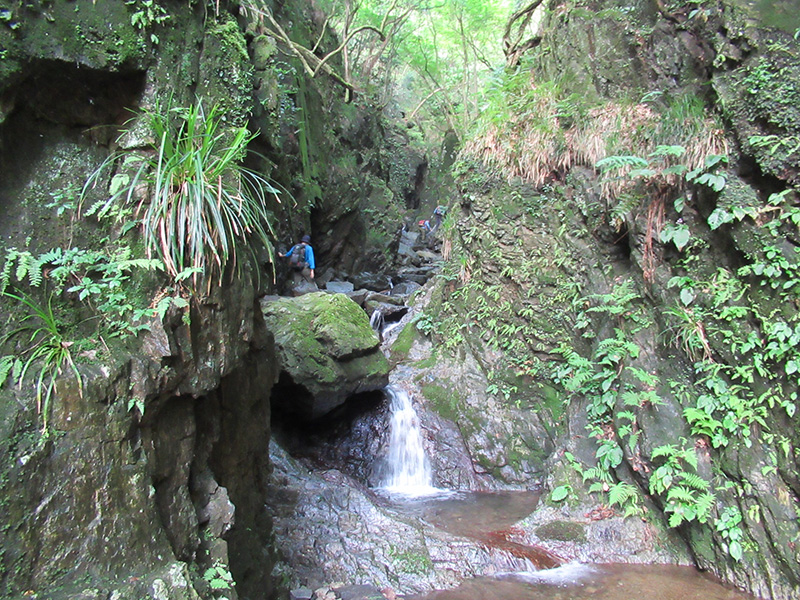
xmin=648 ymin=441 xmax=714 ymax=527
xmin=550 ymin=484 xmax=572 ymax=502
xmin=0 ymin=290 xmax=82 ymax=433
xmin=749 ymin=134 xmax=800 ymax=157
xmin=715 ymin=506 xmax=744 ymax=561
xmin=83 ymin=100 xmax=281 ymax=288
xmin=659 ymin=221 xmax=690 ymax=251
xmin=2 ymin=245 xmax=171 ymax=339
xmin=203 ymin=561 xmax=234 ymax=595
xmin=686 ymin=154 xmax=728 ymax=192
xmin=126 ymin=0 xmax=171 ymax=44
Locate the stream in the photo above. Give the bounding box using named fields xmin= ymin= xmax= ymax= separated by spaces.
xmin=268 ymin=380 xmax=759 ymax=599
xmin=406 ymin=563 xmax=753 ymax=600
xmin=366 ymin=382 xmax=758 ymax=600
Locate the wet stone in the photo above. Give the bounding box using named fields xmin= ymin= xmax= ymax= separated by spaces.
xmin=291 ymin=587 xmax=313 ymax=600
xmin=326 ymin=281 xmax=356 ymax=294
xmin=336 ymin=584 xmax=386 ymax=600
xmin=535 ymin=520 xmax=587 ymax=543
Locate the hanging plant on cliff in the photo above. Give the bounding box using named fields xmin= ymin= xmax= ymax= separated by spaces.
xmin=82 ymin=99 xmax=281 ymax=288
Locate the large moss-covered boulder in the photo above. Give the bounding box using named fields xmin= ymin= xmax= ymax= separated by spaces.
xmin=261 ymin=292 xmax=389 ymax=420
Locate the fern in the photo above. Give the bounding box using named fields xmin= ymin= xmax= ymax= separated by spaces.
xmin=1 ymin=248 xmax=44 ymax=291
xmin=626 ymin=366 xmax=659 ymax=386
xmin=621 ymin=391 xmax=643 ymax=407
xmin=651 ymin=443 xmax=678 ymax=459
xmin=608 ymin=481 xmax=638 ymax=507
xmin=668 ymin=510 xmax=687 ymax=528
xmin=582 ymin=466 xmax=609 ymax=482
xmin=649 ymin=145 xmax=687 ymax=159
xmin=681 ymin=471 xmax=709 ymax=491
xmin=696 ymin=492 xmax=716 ymax=521
xmin=0 ymin=355 xmax=16 ymax=387
xmin=681 ymin=448 xmax=699 ymax=470
xmin=667 ymin=485 xmax=696 ymax=503
xmin=0 ymin=249 xmax=17 ymax=292
xmin=115 ymin=258 xmax=165 ymax=272
xmin=627 ymin=430 xmax=640 ymax=453
xmin=596 ymin=154 xmax=650 ymax=172
xmin=617 ymin=409 xmax=636 ymax=422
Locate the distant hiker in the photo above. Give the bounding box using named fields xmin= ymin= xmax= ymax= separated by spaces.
xmin=418 ymin=219 xmax=432 ymax=240
xmin=431 ymin=205 xmax=447 ymax=233
xmin=278 ymin=234 xmax=316 ymax=286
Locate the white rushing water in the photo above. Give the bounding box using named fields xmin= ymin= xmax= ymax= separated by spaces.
xmin=369 ymin=309 xmax=384 ymax=331
xmin=380 ymin=385 xmax=440 ymax=496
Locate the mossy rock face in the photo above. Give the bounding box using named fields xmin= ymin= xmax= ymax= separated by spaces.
xmin=535 ymin=520 xmax=587 ymax=543
xmin=0 ymin=0 xmax=148 ymax=83
xmin=261 ymin=292 xmax=389 ymax=419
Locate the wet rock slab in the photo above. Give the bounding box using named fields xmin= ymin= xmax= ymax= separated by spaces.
xmin=266 ymin=441 xmax=539 ymax=596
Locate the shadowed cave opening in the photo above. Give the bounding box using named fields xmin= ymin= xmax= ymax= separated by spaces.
xmin=270 ymin=383 xmax=390 ymax=487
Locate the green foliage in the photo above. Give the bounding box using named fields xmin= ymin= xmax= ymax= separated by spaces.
xmin=715 ymin=506 xmax=745 ymax=561
xmin=388 ymin=544 xmax=434 ymax=576
xmin=741 ymin=58 xmax=800 ymax=130
xmin=663 ymin=304 xmax=711 ymax=362
xmin=0 ymin=236 xmax=192 ymax=431
xmin=550 ymin=484 xmax=572 ymax=502
xmin=2 ymin=245 xmax=170 ymax=339
xmin=659 ymin=222 xmax=690 ymax=251
xmin=686 ymin=154 xmax=728 ymax=192
xmin=596 ymin=155 xmax=650 ymax=173
xmin=203 ymin=562 xmax=235 ymax=593
xmin=1 ymin=248 xmax=48 ymax=291
xmin=0 ymin=290 xmax=82 ymax=433
xmin=648 ymin=441 xmax=714 ymax=527
xmin=749 ymin=134 xmax=800 ymax=158
xmin=551 ymin=280 xmax=665 ymax=517
xmin=83 ymin=100 xmax=281 ymax=287
xmin=126 ymin=0 xmax=170 ymax=44
xmin=46 ymin=184 xmax=80 ymax=217
xmin=665 ymin=183 xmax=800 ymax=447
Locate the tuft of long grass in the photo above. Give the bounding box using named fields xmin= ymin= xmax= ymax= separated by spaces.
xmin=1 ymin=290 xmax=81 ymax=433
xmin=83 ymin=99 xmax=281 ymax=287
xmin=461 ymin=70 xmax=726 ymax=197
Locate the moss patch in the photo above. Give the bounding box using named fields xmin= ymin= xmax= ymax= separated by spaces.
xmin=389 ymin=320 xmax=419 ymax=363
xmin=421 ymin=382 xmax=460 ymax=422
xmin=535 ymin=520 xmax=587 ymax=543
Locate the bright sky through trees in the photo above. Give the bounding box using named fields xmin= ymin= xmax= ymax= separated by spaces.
xmin=315 ymin=0 xmax=520 ymax=144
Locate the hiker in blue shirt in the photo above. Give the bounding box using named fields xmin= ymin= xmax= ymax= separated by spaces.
xmin=278 ymin=234 xmax=316 ymax=285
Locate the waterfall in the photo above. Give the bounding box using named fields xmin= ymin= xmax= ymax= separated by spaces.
xmin=380 ymin=385 xmax=438 ymax=495
xmin=369 ymin=309 xmax=384 ymax=331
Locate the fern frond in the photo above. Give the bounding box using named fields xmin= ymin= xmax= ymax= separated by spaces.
xmin=695 ymin=492 xmax=715 ymax=521
xmin=649 ymin=145 xmax=687 ymax=158
xmin=667 ymin=485 xmax=696 ymax=503
xmin=651 ymin=444 xmax=677 ymax=459
xmin=681 ymin=472 xmax=709 ymax=491
xmin=0 ymin=356 xmax=15 ymax=387
xmin=596 ymin=155 xmax=649 ymax=172
xmin=608 ymin=481 xmax=638 ymax=507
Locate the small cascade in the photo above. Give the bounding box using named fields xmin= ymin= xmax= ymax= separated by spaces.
xmin=369 ymin=309 xmax=384 ymax=331
xmin=380 ymin=385 xmax=439 ymax=495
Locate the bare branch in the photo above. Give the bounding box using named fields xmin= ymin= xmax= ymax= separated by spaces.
xmin=408 ymin=87 xmax=444 ymax=121
xmin=503 ymin=0 xmax=545 ymax=44
xmin=256 ymin=6 xmax=359 ymax=101
xmin=311 ymin=16 xmax=331 ymax=54
xmin=313 ymin=25 xmax=385 ymax=78
xmin=502 ymin=0 xmax=546 ymax=67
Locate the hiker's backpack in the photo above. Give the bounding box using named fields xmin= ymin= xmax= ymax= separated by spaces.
xmin=289 ymin=244 xmax=307 ymax=271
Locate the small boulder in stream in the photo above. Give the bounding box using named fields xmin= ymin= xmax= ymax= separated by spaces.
xmin=261 ymin=292 xmax=390 ymax=420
